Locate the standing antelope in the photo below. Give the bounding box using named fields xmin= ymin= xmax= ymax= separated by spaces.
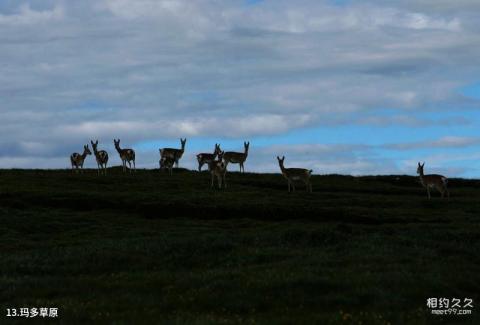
xmin=196 ymin=143 xmax=221 ymax=172
xmin=277 ymin=156 xmax=312 ymax=192
xmin=159 ymin=151 xmax=175 ymax=175
xmin=70 ymin=145 xmax=92 ymax=173
xmin=91 ymin=140 xmax=109 ymax=175
xmin=223 ymin=141 xmax=249 ymax=172
xmin=114 ymin=139 xmax=136 ymax=173
xmin=209 ymin=150 xmax=227 ymax=189
xmin=417 ymin=162 xmax=449 ymax=199
xmin=159 ymin=138 xmax=186 ymax=168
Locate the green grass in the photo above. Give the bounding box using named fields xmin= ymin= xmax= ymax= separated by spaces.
xmin=1 ymin=168 xmax=479 ymax=324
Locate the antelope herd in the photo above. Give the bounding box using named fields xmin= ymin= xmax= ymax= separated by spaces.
xmin=69 ymin=139 xmax=450 ymax=198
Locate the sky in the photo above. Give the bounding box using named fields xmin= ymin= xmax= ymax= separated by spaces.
xmin=1 ymin=0 xmax=480 ymax=176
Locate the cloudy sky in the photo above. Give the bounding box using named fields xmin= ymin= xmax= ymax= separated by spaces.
xmin=1 ymin=0 xmax=480 ymax=176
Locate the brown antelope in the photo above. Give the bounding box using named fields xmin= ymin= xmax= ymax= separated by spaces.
xmin=277 ymin=156 xmax=312 ymax=192
xmin=159 ymin=150 xmax=175 ymax=175
xmin=417 ymin=162 xmax=449 ymax=199
xmin=70 ymin=145 xmax=92 ymax=173
xmin=159 ymin=138 xmax=186 ymax=168
xmin=196 ymin=143 xmax=221 ymax=172
xmin=114 ymin=139 xmax=136 ymax=173
xmin=91 ymin=140 xmax=109 ymax=175
xmin=209 ymin=150 xmax=227 ymax=189
xmin=223 ymin=141 xmax=249 ymax=172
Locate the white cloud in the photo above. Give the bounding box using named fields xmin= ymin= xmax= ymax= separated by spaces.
xmin=384 ymin=136 xmax=480 ymax=150
xmin=0 ymin=0 xmax=479 ymax=174
xmin=0 ymin=4 xmax=63 ymax=25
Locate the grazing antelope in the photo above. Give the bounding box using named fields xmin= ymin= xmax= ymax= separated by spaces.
xmin=223 ymin=141 xmax=249 ymax=173
xmin=209 ymin=150 xmax=227 ymax=189
xmin=277 ymin=156 xmax=312 ymax=192
xmin=159 ymin=150 xmax=175 ymax=175
xmin=70 ymin=145 xmax=92 ymax=173
xmin=159 ymin=138 xmax=186 ymax=168
xmin=417 ymin=162 xmax=449 ymax=199
xmin=113 ymin=139 xmax=136 ymax=173
xmin=91 ymin=140 xmax=109 ymax=175
xmin=196 ymin=143 xmax=221 ymax=172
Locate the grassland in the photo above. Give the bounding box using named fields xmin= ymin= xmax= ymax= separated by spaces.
xmin=1 ymin=168 xmax=479 ymax=324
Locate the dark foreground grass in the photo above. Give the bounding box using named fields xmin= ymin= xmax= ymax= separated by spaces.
xmin=0 ymin=168 xmax=479 ymax=324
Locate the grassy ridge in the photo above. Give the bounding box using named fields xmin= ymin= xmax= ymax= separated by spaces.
xmin=1 ymin=169 xmax=479 ymax=324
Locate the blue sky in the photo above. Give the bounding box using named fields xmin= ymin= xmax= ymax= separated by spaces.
xmin=1 ymin=0 xmax=480 ymax=176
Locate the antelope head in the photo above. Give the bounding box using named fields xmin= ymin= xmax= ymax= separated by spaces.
xmin=91 ymin=140 xmax=99 ymax=152
xmin=84 ymin=145 xmax=92 ymax=155
xmin=417 ymin=162 xmax=425 ymax=175
xmin=180 ymin=138 xmax=187 ymax=150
